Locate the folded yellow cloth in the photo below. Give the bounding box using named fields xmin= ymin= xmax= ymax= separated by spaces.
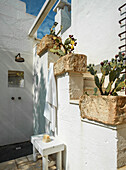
xmin=42 ymin=134 xmax=51 ymax=143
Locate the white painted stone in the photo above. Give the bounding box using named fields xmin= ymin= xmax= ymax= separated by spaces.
xmin=33 ymin=48 xmax=59 ymax=135
xmin=32 ymin=0 xmax=126 ymax=169
xmin=54 ymin=1 xmax=71 ymax=35
xmin=117 ymin=125 xmax=126 ymax=168
xmin=56 ymin=73 xmax=126 ymax=170
xmin=60 ymin=0 xmax=126 ymax=65
xmin=0 ymin=0 xmax=35 ymax=146
xmin=33 ymin=46 xmax=48 ymax=135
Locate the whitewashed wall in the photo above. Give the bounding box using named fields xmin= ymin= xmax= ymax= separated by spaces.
xmin=56 ymin=73 xmax=126 ymax=170
xmin=0 ymin=0 xmax=35 ymax=145
xmin=33 ymin=49 xmax=59 ymax=135
xmin=54 ymin=1 xmax=126 ymax=169
xmin=61 ymin=0 xmax=125 ymax=65
xmin=33 ymin=47 xmax=48 ymax=135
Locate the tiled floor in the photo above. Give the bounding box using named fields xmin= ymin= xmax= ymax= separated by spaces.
xmin=0 ymin=154 xmax=56 ymax=170
xmin=0 ymin=155 xmax=126 ymax=170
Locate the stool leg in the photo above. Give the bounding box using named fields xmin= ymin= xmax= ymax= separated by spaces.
xmin=43 ymin=155 xmax=48 ymax=170
xmin=56 ymin=151 xmax=62 ymax=170
xmin=33 ymin=146 xmax=37 ymax=161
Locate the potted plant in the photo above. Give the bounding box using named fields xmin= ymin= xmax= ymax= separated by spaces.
xmin=50 ymin=34 xmax=87 ymax=76
xmin=37 ymin=22 xmax=87 ymax=75
xmin=37 ymin=22 xmax=62 ymax=56
xmin=79 ymin=52 xmax=126 ymax=125
xmin=50 ymin=34 xmax=77 ymax=57
xmin=50 ymin=34 xmax=87 ymax=75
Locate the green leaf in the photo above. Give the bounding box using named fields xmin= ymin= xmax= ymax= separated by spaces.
xmin=58 ymin=49 xmax=65 ymax=56
xmin=50 ymin=48 xmax=58 ymax=53
xmin=115 ymin=78 xmax=120 ymax=89
xmin=88 ymin=67 xmax=96 ymax=75
xmin=55 ymin=38 xmax=60 ymax=43
xmin=84 ymin=91 xmax=89 ymax=96
xmin=64 ymin=38 xmax=71 ymax=45
xmin=116 ymin=68 xmax=121 ymax=79
xmin=53 ymin=45 xmax=57 ymax=49
xmin=109 ymin=70 xmax=116 ymax=82
xmin=68 ymin=45 xmax=71 ymax=49
xmin=105 ymin=82 xmax=111 ymax=94
xmin=120 ymin=74 xmax=125 ymax=82
xmin=115 ymin=81 xmax=125 ymax=92
xmin=101 ymin=66 xmax=109 ymax=75
xmin=52 ymin=22 xmax=58 ymax=28
xmin=115 ymin=74 xmax=125 ymax=89
xmin=118 ymin=52 xmax=122 ymax=58
xmin=93 ymin=87 xmax=98 ymax=96
xmin=65 ymin=45 xmax=68 ymax=49
xmin=111 ymin=92 xmax=118 ymax=96
xmin=54 ymin=22 xmax=58 ymax=26
xmin=94 ymin=75 xmax=100 ymax=88
xmin=57 ymin=25 xmax=63 ymax=36
xmin=100 ymin=75 xmax=105 ymax=86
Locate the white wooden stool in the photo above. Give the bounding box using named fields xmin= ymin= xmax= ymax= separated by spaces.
xmin=31 ymin=134 xmax=65 ymax=170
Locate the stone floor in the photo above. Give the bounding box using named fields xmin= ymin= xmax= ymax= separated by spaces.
xmin=0 ymin=154 xmax=56 ymax=170
xmin=0 ymin=154 xmax=126 ymax=170
xmin=119 ymin=166 xmax=126 ymax=170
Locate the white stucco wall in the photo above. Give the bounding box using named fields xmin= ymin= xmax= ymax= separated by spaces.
xmin=0 ymin=0 xmax=36 ymax=145
xmin=56 ymin=73 xmax=126 ymax=170
xmin=33 ymin=46 xmax=48 ymax=135
xmin=53 ymin=2 xmax=126 ymax=169
xmin=33 ymin=49 xmax=60 ymax=135
xmin=61 ymin=0 xmax=125 ymax=65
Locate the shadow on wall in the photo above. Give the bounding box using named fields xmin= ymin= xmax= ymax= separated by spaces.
xmin=33 ymin=66 xmax=46 ymax=135
xmin=0 ymin=50 xmax=34 ymax=146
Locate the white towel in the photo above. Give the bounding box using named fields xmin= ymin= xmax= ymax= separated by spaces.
xmin=44 ymin=63 xmax=57 ymax=132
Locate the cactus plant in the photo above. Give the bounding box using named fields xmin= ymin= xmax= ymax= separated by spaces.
xmin=50 ymin=22 xmax=63 ymax=36
xmin=50 ymin=34 xmax=77 ymax=57
xmin=48 ymin=22 xmax=77 ymax=57
xmin=87 ymin=52 xmax=126 ymax=96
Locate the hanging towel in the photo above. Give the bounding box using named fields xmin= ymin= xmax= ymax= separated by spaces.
xmin=44 ymin=63 xmax=57 ymax=132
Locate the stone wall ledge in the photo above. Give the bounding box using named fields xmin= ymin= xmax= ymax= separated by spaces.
xmin=37 ymin=35 xmax=61 ymax=56
xmin=54 ymin=53 xmax=87 ymax=76
xmin=79 ymin=95 xmax=126 ymax=125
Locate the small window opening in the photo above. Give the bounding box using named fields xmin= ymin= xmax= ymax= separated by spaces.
xmin=8 ymin=71 xmax=24 ymax=88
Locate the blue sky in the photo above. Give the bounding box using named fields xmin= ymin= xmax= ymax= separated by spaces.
xmin=20 ymin=0 xmax=71 ymax=38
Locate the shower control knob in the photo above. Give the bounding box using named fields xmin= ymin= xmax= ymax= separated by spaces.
xmin=11 ymin=97 xmax=15 ymax=100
